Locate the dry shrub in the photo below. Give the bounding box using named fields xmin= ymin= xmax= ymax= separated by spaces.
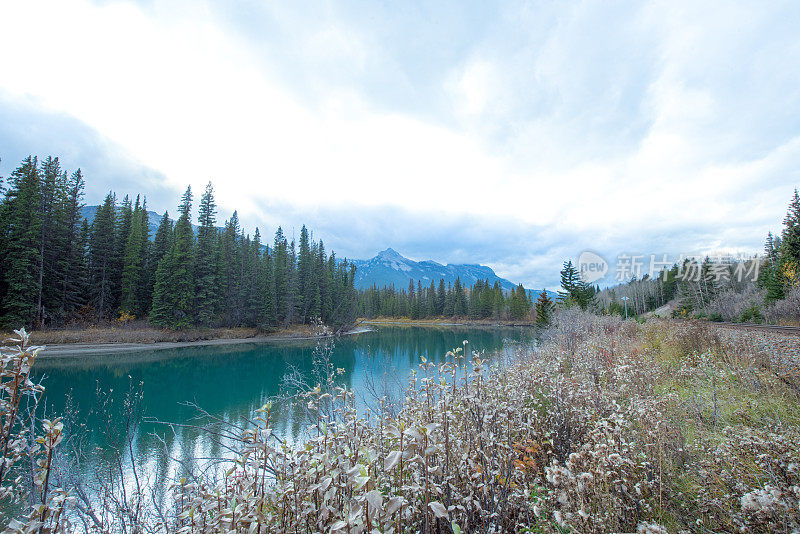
xmin=768 ymin=285 xmax=800 ymax=325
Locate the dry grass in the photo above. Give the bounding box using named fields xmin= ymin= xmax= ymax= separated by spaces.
xmin=0 ymin=323 xmax=322 ymax=346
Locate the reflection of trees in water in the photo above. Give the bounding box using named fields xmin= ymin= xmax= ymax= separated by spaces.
xmin=31 ymin=326 xmax=533 ymax=510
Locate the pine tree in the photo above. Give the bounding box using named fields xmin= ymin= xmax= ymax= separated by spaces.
xmin=509 ymin=283 xmax=530 ymax=319
xmin=318 ymin=241 xmax=332 ymax=322
xmin=286 ymin=239 xmax=298 ymax=324
xmin=436 ymin=279 xmax=446 ymax=316
xmin=241 ymin=232 xmax=261 ymax=326
xmin=37 ymin=156 xmax=61 ymax=325
xmin=146 ymin=211 xmax=173 ymax=314
xmin=297 ymin=225 xmax=312 ymax=322
xmin=778 ymin=189 xmax=800 ymax=288
xmin=761 ymin=232 xmax=785 ymax=301
xmin=219 ymin=212 xmax=242 ymax=326
xmin=258 ymin=245 xmax=275 ymax=327
xmin=534 ymin=291 xmax=555 ymax=326
xmin=57 ymin=169 xmax=87 ymax=316
xmin=307 ymin=240 xmax=321 ymax=321
xmin=120 ymin=197 xmax=148 ymax=316
xmin=89 ymin=193 xmax=119 ymax=318
xmin=150 ymin=187 xmax=195 ymax=327
xmin=0 ymin=157 xmax=42 ymax=328
xmin=453 ymin=277 xmax=467 ymax=316
xmin=113 ymin=195 xmax=133 ymax=310
xmin=195 ymin=182 xmax=219 ymax=326
xmin=171 ymin=187 xmax=196 ymax=326
xmin=272 ymin=227 xmax=288 ymax=324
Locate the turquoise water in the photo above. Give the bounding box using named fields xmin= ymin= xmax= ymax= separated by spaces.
xmin=32 ymin=325 xmax=534 ymax=496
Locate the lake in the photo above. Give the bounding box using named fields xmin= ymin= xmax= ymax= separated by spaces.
xmin=32 ymin=325 xmax=534 ymax=503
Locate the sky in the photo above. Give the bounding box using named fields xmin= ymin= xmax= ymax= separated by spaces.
xmin=1 ymin=0 xmax=799 ymax=290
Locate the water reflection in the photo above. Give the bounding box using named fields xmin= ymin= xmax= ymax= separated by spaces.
xmin=32 ymin=326 xmax=533 ymax=500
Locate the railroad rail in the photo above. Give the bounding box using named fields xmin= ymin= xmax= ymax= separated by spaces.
xmin=711 ymin=322 xmax=800 ymax=335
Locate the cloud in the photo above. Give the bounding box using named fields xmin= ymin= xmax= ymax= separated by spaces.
xmin=0 ymin=91 xmax=175 ymax=208
xmin=1 ymin=0 xmax=799 ymax=290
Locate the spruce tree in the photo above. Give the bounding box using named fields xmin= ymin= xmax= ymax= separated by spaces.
xmin=120 ymin=197 xmax=148 ymax=316
xmin=258 ymin=246 xmax=275 ymax=327
xmin=436 ymin=279 xmax=446 ymax=316
xmin=220 ymin=212 xmax=242 ymax=326
xmin=89 ymin=193 xmax=119 ymax=318
xmin=150 ymin=187 xmax=195 ymax=327
xmin=0 ymin=157 xmax=42 ymax=328
xmin=37 ymin=156 xmax=61 ymax=324
xmin=453 ymin=278 xmax=467 ymax=317
xmin=57 ymin=169 xmax=87 ymax=315
xmin=146 ymin=211 xmax=173 ymax=314
xmin=272 ymin=227 xmax=288 ymax=324
xmin=170 ymin=187 xmax=196 ymax=327
xmin=535 ymin=291 xmax=555 ymax=326
xmin=195 ymin=182 xmax=219 ymax=326
xmin=297 ymin=225 xmax=312 ymax=322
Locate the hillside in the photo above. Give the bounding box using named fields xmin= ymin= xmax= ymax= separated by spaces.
xmin=352 ymin=248 xmax=551 ymax=300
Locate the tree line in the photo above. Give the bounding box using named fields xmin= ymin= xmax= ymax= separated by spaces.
xmin=0 ymin=155 xmax=357 ymax=330
xmin=356 ymin=278 xmax=554 ymax=323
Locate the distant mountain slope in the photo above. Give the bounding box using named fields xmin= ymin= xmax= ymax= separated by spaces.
xmin=81 ymin=205 xmax=200 ymax=239
xmin=352 ymin=248 xmax=551 ymax=300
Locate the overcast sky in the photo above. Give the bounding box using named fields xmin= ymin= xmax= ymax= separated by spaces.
xmin=1 ymin=0 xmax=799 ymax=289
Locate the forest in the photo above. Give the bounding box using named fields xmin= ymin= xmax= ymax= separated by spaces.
xmin=0 ymin=155 xmax=358 ymax=330
xmin=593 ymin=189 xmax=800 ymax=323
xmin=355 ymin=278 xmax=553 ymax=322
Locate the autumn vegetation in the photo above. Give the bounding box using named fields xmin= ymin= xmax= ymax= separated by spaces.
xmin=2 ymin=308 xmax=799 ymax=532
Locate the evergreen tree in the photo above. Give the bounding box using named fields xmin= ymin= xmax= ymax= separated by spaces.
xmin=509 ymin=283 xmax=530 ymax=319
xmin=89 ymin=193 xmax=118 ymax=318
xmin=286 ymin=239 xmax=298 ymax=323
xmin=0 ymin=157 xmax=42 ymax=327
xmin=258 ymin=246 xmax=275 ymax=327
xmin=120 ymin=197 xmax=148 ymax=316
xmin=297 ymin=225 xmax=312 ymax=322
xmin=534 ymin=291 xmax=555 ymax=326
xmin=272 ymin=227 xmax=288 ymax=324
xmin=318 ymin=241 xmax=332 ymax=322
xmin=150 ymin=187 xmax=195 ymax=327
xmin=37 ymin=156 xmax=61 ymax=324
xmin=453 ymin=277 xmax=467 ymax=316
xmin=195 ymin=182 xmax=219 ymax=325
xmin=241 ymin=231 xmax=261 ymax=326
xmin=427 ymin=281 xmax=436 ymax=317
xmin=436 ymin=279 xmax=446 ymax=316
xmin=146 ymin=211 xmax=173 ymax=314
xmin=558 ymin=260 xmax=594 ymax=310
xmin=781 ymin=189 xmax=800 ymax=263
xmin=57 ymin=169 xmax=87 ymax=315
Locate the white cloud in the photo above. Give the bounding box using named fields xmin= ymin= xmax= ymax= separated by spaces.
xmin=1 ymin=0 xmax=799 ymax=288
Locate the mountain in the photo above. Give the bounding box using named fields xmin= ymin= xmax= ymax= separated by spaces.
xmin=353 ymin=248 xmax=538 ymax=294
xmin=80 ymin=205 xmax=182 ymax=239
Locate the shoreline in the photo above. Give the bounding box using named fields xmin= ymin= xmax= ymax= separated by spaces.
xmin=358 ymin=318 xmax=539 ymax=328
xmin=5 ymin=319 xmax=536 ymax=358
xmin=23 ymin=326 xmax=374 ymax=358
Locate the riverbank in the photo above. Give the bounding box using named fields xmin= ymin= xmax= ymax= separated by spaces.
xmin=2 ymin=324 xmax=374 ymax=357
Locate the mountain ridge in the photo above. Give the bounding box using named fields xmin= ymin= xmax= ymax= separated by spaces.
xmin=352 ymin=248 xmax=548 ymax=298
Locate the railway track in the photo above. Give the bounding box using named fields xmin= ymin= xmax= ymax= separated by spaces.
xmin=711 ymin=322 xmax=800 ymax=335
